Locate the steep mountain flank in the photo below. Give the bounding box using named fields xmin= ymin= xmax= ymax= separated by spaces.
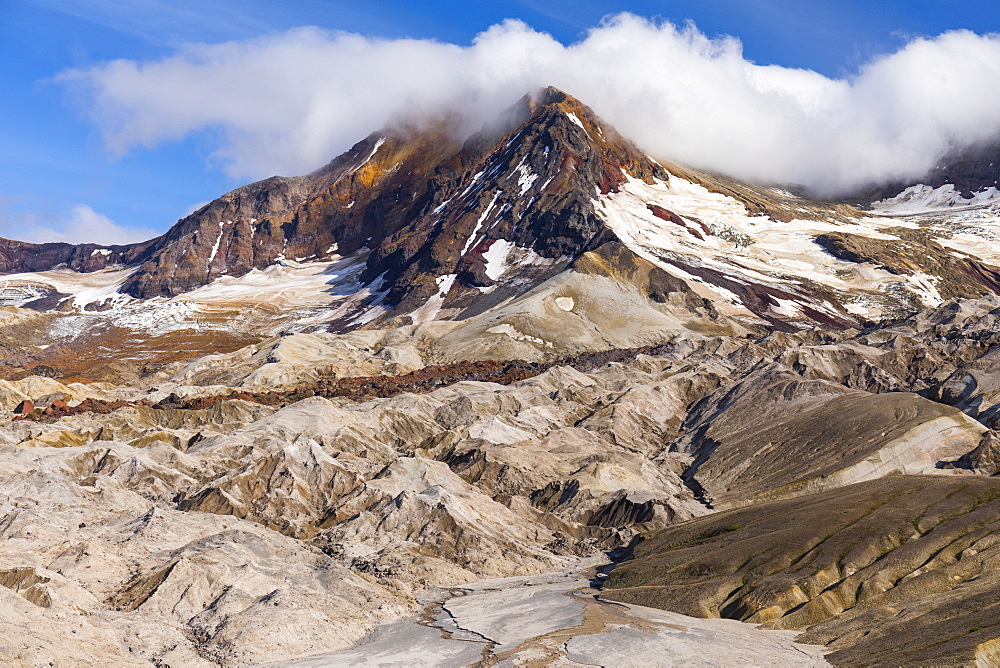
xmin=355 ymin=87 xmax=666 ymax=319
xmin=603 ymin=476 xmax=1000 ymax=667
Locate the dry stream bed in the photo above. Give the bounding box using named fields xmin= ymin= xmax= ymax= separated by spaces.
xmin=281 ymin=559 xmax=829 ymax=667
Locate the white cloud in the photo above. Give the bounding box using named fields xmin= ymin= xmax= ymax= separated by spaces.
xmin=0 ymin=204 xmax=157 ymax=245
xmin=58 ymin=15 xmax=1000 ymax=195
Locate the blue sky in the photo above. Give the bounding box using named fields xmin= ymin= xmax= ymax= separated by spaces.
xmin=2 ymin=1 xmax=999 ymax=244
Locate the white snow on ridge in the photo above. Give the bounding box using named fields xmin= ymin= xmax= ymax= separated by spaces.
xmin=207 ymin=221 xmax=226 ymax=265
xmin=872 ymin=184 xmax=1000 ymax=215
xmin=432 ymin=195 xmax=455 ymax=214
xmin=462 ymin=190 xmax=503 ymax=255
xmin=359 ymin=137 xmax=385 ymax=169
xmin=511 ymin=156 xmax=539 ymax=196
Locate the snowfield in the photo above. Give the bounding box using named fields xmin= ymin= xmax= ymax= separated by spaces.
xmin=593 ymin=171 xmax=1000 ymax=318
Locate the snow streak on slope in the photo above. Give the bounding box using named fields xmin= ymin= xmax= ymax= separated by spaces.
xmin=408 ymin=273 xmax=458 ymax=324
xmin=482 ymin=240 xmax=515 ymax=281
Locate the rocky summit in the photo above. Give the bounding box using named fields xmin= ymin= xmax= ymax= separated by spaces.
xmin=2 ymin=86 xmax=1000 ymax=666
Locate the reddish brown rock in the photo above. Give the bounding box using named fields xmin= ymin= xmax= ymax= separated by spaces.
xmin=14 ymin=400 xmax=34 ymax=414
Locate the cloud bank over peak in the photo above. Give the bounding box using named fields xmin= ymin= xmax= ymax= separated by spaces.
xmin=60 ymin=15 xmax=1000 ymax=195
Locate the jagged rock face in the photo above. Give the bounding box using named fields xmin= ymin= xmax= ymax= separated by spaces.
xmin=359 ymin=88 xmax=666 ymax=317
xmin=117 ymin=145 xmax=394 ymax=298
xmin=928 ymin=139 xmax=1000 ymax=195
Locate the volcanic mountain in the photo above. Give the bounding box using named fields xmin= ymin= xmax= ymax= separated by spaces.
xmin=2 ymin=86 xmax=1000 ymax=385
xmin=4 ymin=87 xmax=667 ymax=310
xmin=3 ymin=87 xmax=1000 ymax=665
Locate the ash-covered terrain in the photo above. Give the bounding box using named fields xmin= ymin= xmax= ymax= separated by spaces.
xmin=2 ymin=87 xmax=1000 ymax=666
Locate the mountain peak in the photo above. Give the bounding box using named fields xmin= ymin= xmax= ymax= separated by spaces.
xmin=105 ymin=85 xmax=669 ymax=324
xmin=535 ymin=84 xmax=571 ymax=104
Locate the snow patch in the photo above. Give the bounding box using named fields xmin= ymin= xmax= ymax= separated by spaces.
xmin=357 ymin=137 xmax=386 ymax=170
xmin=565 ymin=112 xmax=593 ymax=141
xmin=409 ymin=273 xmax=457 ymax=324
xmin=482 ymin=240 xmax=515 ymax=281
xmin=908 ymin=271 xmax=944 ymax=307
xmin=554 ymin=296 xmax=575 ymax=312
xmin=207 ymin=221 xmax=226 ymax=265
xmin=0 ymin=282 xmax=53 ymax=308
xmin=0 ymin=267 xmax=135 ymax=311
xmin=432 ymin=195 xmax=455 ymax=214
xmin=510 ymin=157 xmax=539 ymax=196
xmin=768 ymin=298 xmax=800 ymax=317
